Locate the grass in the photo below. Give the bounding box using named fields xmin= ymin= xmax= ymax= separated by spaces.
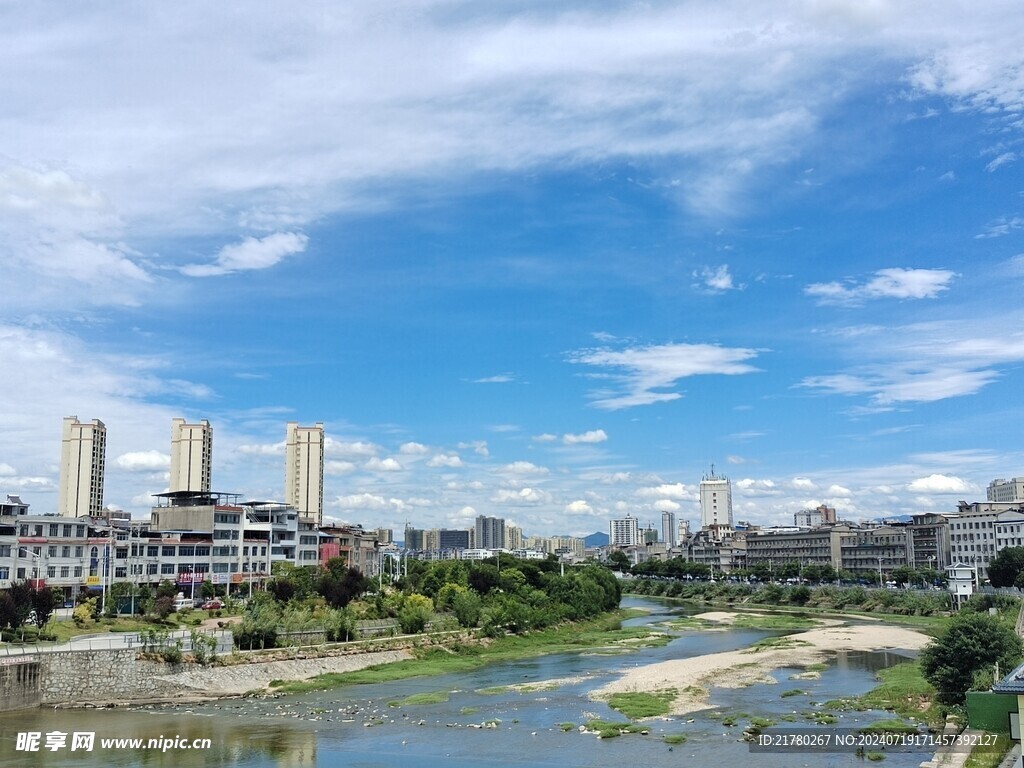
xmin=866 ymin=752 xmax=886 ymax=761
xmin=781 ymin=689 xmax=806 ymax=698
xmin=663 ymin=734 xmax=687 ymax=744
xmin=387 ymin=691 xmax=450 ymax=706
xmin=859 ymin=719 xmax=919 ymax=734
xmin=271 ymin=610 xmax=650 ymax=694
xmin=585 ymin=719 xmax=649 ymax=738
xmin=606 ymin=690 xmax=677 ymax=719
xmin=742 ymin=636 xmax=812 ymax=653
xmin=560 ymin=722 xmax=575 ymax=732
xmin=964 ymin=734 xmax=1012 ymax=768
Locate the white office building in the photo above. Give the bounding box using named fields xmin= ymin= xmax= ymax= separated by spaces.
xmin=988 ymin=478 xmax=1024 ymax=503
xmin=169 ymin=418 xmax=213 ymax=493
xmin=58 ymin=416 xmax=107 ymax=517
xmin=699 ymin=468 xmax=733 ymax=529
xmin=285 ymin=422 xmax=325 ymax=525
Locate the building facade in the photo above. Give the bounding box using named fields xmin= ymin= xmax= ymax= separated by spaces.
xmin=58 ymin=416 xmax=107 ymax=518
xmin=699 ymin=469 xmax=732 ymax=529
xmin=475 ymin=515 xmax=506 ymax=550
xmin=661 ymin=511 xmax=677 ymax=547
xmin=169 ymin=418 xmax=213 ymax=494
xmin=285 ymin=422 xmax=325 ymax=525
xmin=609 ymin=516 xmax=639 ymax=547
xmin=988 ymin=478 xmax=1024 ymax=503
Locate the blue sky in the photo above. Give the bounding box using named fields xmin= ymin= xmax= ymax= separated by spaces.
xmin=2 ymin=1 xmax=1023 ymax=537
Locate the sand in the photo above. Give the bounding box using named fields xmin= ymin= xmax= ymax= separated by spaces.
xmin=592 ymin=619 xmax=930 ymax=715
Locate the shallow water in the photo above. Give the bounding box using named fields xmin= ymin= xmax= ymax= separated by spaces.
xmin=0 ymin=597 xmax=933 ymax=768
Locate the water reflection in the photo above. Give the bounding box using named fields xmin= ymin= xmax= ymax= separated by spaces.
xmin=0 ymin=598 xmax=925 ymax=768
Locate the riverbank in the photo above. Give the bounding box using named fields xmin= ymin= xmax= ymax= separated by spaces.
xmin=592 ymin=611 xmax=932 ymax=715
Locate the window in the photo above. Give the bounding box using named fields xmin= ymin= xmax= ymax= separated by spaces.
xmin=115 ymin=567 xmax=127 ymax=578
xmin=73 ymin=566 xmax=82 ymax=578
xmin=62 ymin=524 xmax=72 ymax=537
xmin=115 ymin=548 xmax=128 ymax=560
xmin=47 ymin=566 xmax=56 ymax=578
xmin=195 ymin=546 xmax=210 ymax=557
xmin=62 ymin=546 xmax=71 ymax=558
xmin=49 ymin=524 xmax=59 ymax=536
xmin=75 ymin=546 xmax=83 ymax=558
xmin=213 ymin=563 xmax=229 ymax=573
xmin=162 ymin=546 xmax=175 ymax=557
xmin=179 ymin=546 xmax=195 ymax=558
xmin=60 ymin=566 xmax=70 ymax=578
xmin=147 ymin=546 xmax=159 ymax=557
xmin=161 ymin=564 xmax=174 ymax=575
xmin=76 ymin=526 xmax=85 ymax=537
xmin=48 ymin=546 xmax=57 ymax=557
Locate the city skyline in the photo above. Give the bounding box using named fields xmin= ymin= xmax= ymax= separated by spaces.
xmin=2 ymin=3 xmax=1024 ymax=537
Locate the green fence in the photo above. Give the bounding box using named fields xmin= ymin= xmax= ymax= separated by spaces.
xmin=967 ymin=691 xmax=1017 ymax=733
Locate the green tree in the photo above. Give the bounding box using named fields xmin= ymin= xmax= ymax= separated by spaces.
xmin=452 ymin=590 xmax=482 ymax=628
xmin=987 ymin=547 xmax=1024 ymax=588
xmin=920 ymin=612 xmax=1023 ymax=705
xmin=397 ymin=594 xmax=434 ymax=634
xmin=317 ymin=561 xmax=368 ymax=608
xmin=607 ymin=550 xmax=631 ymax=571
xmin=0 ymin=591 xmax=16 ymax=631
xmin=30 ymin=586 xmax=58 ymax=629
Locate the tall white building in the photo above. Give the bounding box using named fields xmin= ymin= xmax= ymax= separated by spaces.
xmin=285 ymin=422 xmax=325 ymax=524
xmin=661 ymin=510 xmax=677 ymax=547
xmin=58 ymin=416 xmax=107 ymax=517
xmin=988 ymin=478 xmax=1024 ymax=503
xmin=699 ymin=468 xmax=732 ymax=529
xmin=609 ymin=515 xmax=639 ymax=547
xmin=169 ymin=418 xmax=212 ymax=493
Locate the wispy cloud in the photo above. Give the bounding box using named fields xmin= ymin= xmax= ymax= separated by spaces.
xmin=976 ymin=216 xmax=1024 ymax=239
xmin=181 ymin=232 xmax=308 ymax=277
xmin=570 ymin=342 xmax=761 ymax=410
xmin=805 ymin=268 xmax=956 ymax=305
xmin=563 ymin=430 xmax=608 ymax=445
xmin=472 ymin=374 xmax=515 ymax=384
xmin=986 ymin=152 xmax=1017 ymax=172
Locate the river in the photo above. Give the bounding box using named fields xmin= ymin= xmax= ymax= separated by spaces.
xmin=0 ymin=597 xmax=929 ymax=767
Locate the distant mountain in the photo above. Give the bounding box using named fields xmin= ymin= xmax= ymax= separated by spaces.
xmin=584 ymin=531 xmax=609 ymax=547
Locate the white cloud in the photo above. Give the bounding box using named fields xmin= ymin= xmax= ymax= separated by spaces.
xmin=563 ymin=429 xmax=608 ymax=445
xmin=115 ymin=451 xmax=171 ymax=471
xmin=399 ymin=442 xmax=430 ymax=455
xmin=238 ymin=441 xmax=286 ymax=456
xmin=565 ymin=500 xmax=593 ymax=514
xmin=500 ymin=461 xmax=550 ymax=476
xmin=826 ymin=484 xmax=852 ymax=498
xmin=975 ymin=216 xmax=1023 ymax=239
xmin=335 ymin=493 xmax=407 ymax=511
xmin=473 ymin=374 xmax=514 ymax=384
xmin=726 ymin=455 xmax=747 ymax=465
xmin=985 ymin=152 xmax=1017 ymax=172
xmin=652 ymin=499 xmax=681 ymax=513
xmin=181 ymin=232 xmax=309 ymax=277
xmin=325 ymin=460 xmax=357 ymax=475
xmin=636 ymin=483 xmax=691 ymax=500
xmin=491 ymin=487 xmax=552 ymax=505
xmin=0 ymin=463 xmax=16 ymax=477
xmin=570 ymin=342 xmax=760 ymax=409
xmin=694 ymin=264 xmax=742 ymax=293
xmin=907 ymin=474 xmax=972 ymax=493
xmin=791 ymin=477 xmax=817 ymax=490
xmin=364 ymin=457 xmax=402 ymax=472
xmin=805 ymin=268 xmax=956 ymax=305
xmin=325 ymin=439 xmax=380 ymax=458
xmin=532 ymin=433 xmax=558 ymax=443
xmin=458 ymin=440 xmax=490 ymax=457
xmin=427 ymin=453 xmax=463 ymax=468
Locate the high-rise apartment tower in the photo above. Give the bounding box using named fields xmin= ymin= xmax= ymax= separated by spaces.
xmin=285 ymin=422 xmax=325 ymax=524
xmin=58 ymin=416 xmax=107 ymax=517
xmin=169 ymin=418 xmax=213 ymax=493
xmin=699 ymin=467 xmax=733 ymax=529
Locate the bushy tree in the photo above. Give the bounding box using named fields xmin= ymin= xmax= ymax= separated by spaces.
xmin=988 ymin=547 xmax=1024 ymax=588
xmin=920 ymin=612 xmax=1022 ymax=705
xmin=451 ymin=590 xmax=482 ymax=628
xmin=0 ymin=591 xmax=16 ymax=631
xmin=30 ymin=586 xmax=58 ymax=628
xmin=317 ymin=560 xmax=368 ymax=608
xmin=397 ymin=594 xmax=434 ymax=634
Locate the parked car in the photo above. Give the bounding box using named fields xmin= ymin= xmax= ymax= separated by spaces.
xmin=201 ymin=599 xmax=223 ymax=610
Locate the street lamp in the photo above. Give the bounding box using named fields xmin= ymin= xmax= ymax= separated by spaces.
xmin=16 ymin=547 xmax=42 ymax=582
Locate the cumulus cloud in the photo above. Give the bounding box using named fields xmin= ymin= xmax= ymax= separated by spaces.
xmin=115 ymin=451 xmax=171 ymax=471
xmin=826 ymin=484 xmax=852 ymax=497
xmin=907 ymin=474 xmax=972 ymax=493
xmin=325 ymin=460 xmax=357 ymax=475
xmin=325 ymin=439 xmax=380 ymax=457
xmin=805 ymin=268 xmax=956 ymax=305
xmin=636 ymin=483 xmax=691 ymax=500
xmin=364 ymin=457 xmax=402 ymax=472
xmin=570 ymin=342 xmax=760 ymax=409
xmin=565 ymin=500 xmax=593 ymax=514
xmin=458 ymin=440 xmax=490 ymax=457
xmin=399 ymin=442 xmax=430 ymax=455
xmin=181 ymin=232 xmax=309 ymax=277
xmin=238 ymin=441 xmax=286 ymax=456
xmin=0 ymin=462 xmax=16 ymax=477
xmin=563 ymin=429 xmax=608 ymax=445
xmin=694 ymin=264 xmax=742 ymax=293
xmin=335 ymin=493 xmax=406 ymax=511
xmin=427 ymin=453 xmax=463 ymax=468
xmin=532 ymin=434 xmax=558 ymax=443
xmin=500 ymin=461 xmax=550 ymax=476
xmin=791 ymin=477 xmax=817 ymax=490
xmin=491 ymin=487 xmax=552 ymax=505
xmin=652 ymin=499 xmax=681 ymax=513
